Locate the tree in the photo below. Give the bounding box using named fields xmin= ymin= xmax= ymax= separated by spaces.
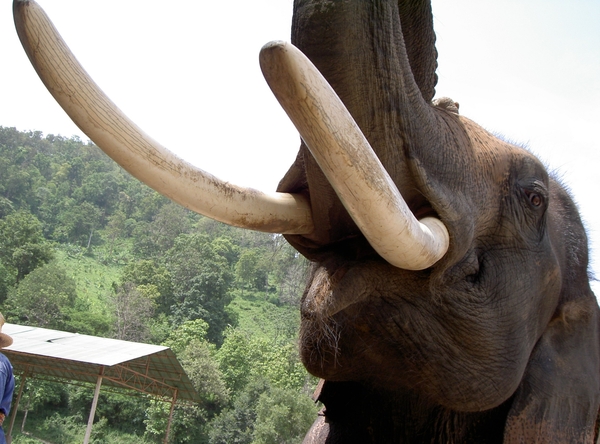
xmin=73 ymin=171 xmax=121 ymax=210
xmin=111 ymin=282 xmax=156 ymax=342
xmin=4 ymin=261 xmax=76 ymax=329
xmin=235 ymin=248 xmax=269 ymax=293
xmin=208 ymin=377 xmax=271 ymax=444
xmin=249 ymin=340 xmax=312 ymax=392
xmin=210 ymin=236 xmax=239 ymax=267
xmin=146 ymin=324 xmax=229 ymax=444
xmin=0 ymin=210 xmax=54 ymax=282
xmin=120 ymin=260 xmax=173 ymax=314
xmin=166 ymin=234 xmax=235 ymax=345
xmin=273 ymin=244 xmax=309 ymax=307
xmin=217 ymin=328 xmax=314 ymax=395
xmin=215 ymin=328 xmax=254 ymax=394
xmin=0 ymin=262 xmax=16 ymax=305
xmin=103 ymin=209 xmax=127 ymax=259
xmin=0 ymin=131 xmax=44 ymax=209
xmin=208 ymin=377 xmax=317 ymax=444
xmin=0 ymin=197 xmax=13 ymax=219
xmin=132 ymin=202 xmax=193 ymax=258
xmin=68 ymin=386 xmax=149 ymax=435
xmin=252 ymin=386 xmax=317 ymax=444
xmin=162 ymin=319 xmax=210 ymax=355
xmin=179 ymin=339 xmax=229 ymax=412
xmin=63 ymin=300 xmax=112 ymax=336
xmin=18 ymin=378 xmax=67 ymax=433
xmin=54 ymin=201 xmax=102 ymax=247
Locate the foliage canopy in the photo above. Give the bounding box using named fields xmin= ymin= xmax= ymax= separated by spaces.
xmin=0 ymin=126 xmax=315 ymax=443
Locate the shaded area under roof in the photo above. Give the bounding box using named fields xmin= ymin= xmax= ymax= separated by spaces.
xmin=2 ymin=323 xmax=199 ymax=403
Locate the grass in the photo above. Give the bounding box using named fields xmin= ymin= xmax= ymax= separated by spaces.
xmin=228 ymin=289 xmax=301 ymax=341
xmin=55 ymin=247 xmax=121 ymax=313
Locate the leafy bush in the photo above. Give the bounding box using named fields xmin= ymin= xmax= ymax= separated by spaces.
xmin=217 ymin=328 xmax=315 ymax=394
xmin=208 ymin=378 xmax=317 ymax=444
xmin=0 ymin=210 xmax=54 ymax=282
xmin=252 ymin=386 xmax=317 ymax=444
xmin=4 ymin=261 xmax=76 ymax=329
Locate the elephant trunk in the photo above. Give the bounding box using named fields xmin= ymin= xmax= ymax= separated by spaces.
xmin=281 ymin=0 xmax=447 ymax=256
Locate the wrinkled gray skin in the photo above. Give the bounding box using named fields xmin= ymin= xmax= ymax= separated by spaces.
xmin=274 ymin=1 xmax=600 ymax=443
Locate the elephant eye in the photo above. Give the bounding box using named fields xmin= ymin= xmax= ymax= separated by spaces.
xmin=524 ymin=189 xmax=543 ymax=208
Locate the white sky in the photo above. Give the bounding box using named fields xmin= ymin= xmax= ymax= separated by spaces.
xmin=1 ymin=1 xmax=599 ymax=295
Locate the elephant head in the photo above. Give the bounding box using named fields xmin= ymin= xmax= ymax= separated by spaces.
xmin=13 ymin=0 xmax=600 ymax=442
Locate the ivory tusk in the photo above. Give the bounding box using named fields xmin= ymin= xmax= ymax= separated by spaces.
xmin=13 ymin=0 xmax=314 ymax=235
xmin=260 ymin=41 xmax=449 ymax=270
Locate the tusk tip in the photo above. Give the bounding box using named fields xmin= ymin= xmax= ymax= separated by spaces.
xmin=261 ymin=40 xmax=287 ymax=52
xmin=419 ymin=217 xmax=450 ymax=263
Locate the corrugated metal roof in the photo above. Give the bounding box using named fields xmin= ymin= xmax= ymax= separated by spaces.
xmin=2 ymin=323 xmax=200 ymax=402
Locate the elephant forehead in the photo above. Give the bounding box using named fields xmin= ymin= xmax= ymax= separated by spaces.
xmin=459 ymin=117 xmax=531 ymax=176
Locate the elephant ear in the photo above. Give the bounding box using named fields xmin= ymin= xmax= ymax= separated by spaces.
xmin=504 ymin=296 xmax=600 ymax=443
xmin=398 ymin=0 xmax=438 ymax=102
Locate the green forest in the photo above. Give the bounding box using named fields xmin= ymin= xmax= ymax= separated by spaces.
xmin=0 ymin=126 xmax=318 ymax=443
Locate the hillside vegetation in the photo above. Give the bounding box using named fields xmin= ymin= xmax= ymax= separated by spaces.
xmin=0 ymin=126 xmax=318 ymax=443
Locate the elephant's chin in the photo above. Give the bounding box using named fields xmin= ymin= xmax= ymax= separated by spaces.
xmin=298 ymin=259 xmax=399 ymax=381
xmin=299 ymin=262 xmax=368 ymax=380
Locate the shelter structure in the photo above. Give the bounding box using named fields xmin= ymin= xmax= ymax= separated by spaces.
xmin=1 ymin=323 xmax=199 ymax=444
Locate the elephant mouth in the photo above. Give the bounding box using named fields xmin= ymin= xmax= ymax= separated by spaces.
xmin=302 ymin=255 xmax=392 ymax=319
xmin=301 ymin=199 xmax=438 ymax=318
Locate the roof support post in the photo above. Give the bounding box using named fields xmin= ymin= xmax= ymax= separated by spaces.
xmin=164 ymin=389 xmax=178 ymax=444
xmin=7 ymin=369 xmax=28 ymax=441
xmin=84 ymin=366 xmax=104 ymax=444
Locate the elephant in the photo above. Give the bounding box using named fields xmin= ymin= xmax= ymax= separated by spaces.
xmin=13 ymin=0 xmax=599 ymax=442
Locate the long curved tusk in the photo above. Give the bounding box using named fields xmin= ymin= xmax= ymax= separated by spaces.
xmin=260 ymin=41 xmax=449 ymax=270
xmin=13 ymin=0 xmax=313 ymax=235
